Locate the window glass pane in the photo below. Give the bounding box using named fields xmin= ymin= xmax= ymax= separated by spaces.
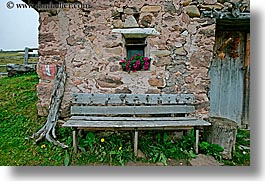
xmin=128 ymin=49 xmax=144 ymax=59
xmin=127 ymin=46 xmax=144 ymax=60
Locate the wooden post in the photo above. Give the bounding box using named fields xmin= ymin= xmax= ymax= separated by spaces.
xmin=242 ymin=33 xmax=250 ymax=128
xmin=73 ymin=129 xmax=77 ymax=153
xmin=24 ymin=47 xmax=29 ymax=65
xmin=195 ymin=128 xmax=199 ymax=154
xmin=134 ymin=130 xmax=138 ymax=157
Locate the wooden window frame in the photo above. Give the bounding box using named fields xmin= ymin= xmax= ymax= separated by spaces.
xmin=125 ymin=38 xmax=147 ymax=60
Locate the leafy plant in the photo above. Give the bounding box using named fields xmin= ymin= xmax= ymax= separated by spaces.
xmin=120 ymin=53 xmax=151 ymax=72
xmin=139 ymin=131 xmax=197 ymax=165
xmin=236 ymin=129 xmax=250 ymax=146
xmin=79 ymin=132 xmax=97 ymax=151
xmin=77 ymin=131 xmax=134 ymax=165
xmin=199 ymin=141 xmax=224 ymax=161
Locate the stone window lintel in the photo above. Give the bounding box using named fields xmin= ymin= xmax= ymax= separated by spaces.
xmin=112 ymin=28 xmax=160 ymax=38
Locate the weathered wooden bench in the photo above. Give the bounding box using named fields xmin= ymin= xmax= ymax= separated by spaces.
xmin=62 ymin=93 xmax=211 ymax=156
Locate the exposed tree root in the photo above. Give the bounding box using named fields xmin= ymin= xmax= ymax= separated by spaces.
xmin=31 ymin=62 xmax=68 ymax=148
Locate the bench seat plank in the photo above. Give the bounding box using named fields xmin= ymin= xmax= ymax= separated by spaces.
xmin=67 ymin=116 xmax=197 ymax=122
xmin=63 ymin=119 xmax=211 ymax=128
xmin=71 ymin=105 xmax=195 ymax=115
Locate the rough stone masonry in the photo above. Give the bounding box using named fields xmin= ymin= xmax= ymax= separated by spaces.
xmin=35 ymin=0 xmax=250 ymax=117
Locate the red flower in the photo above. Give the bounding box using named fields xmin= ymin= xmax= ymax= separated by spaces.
xmin=119 ymin=54 xmax=151 ymax=73
xmin=143 ymin=57 xmax=149 ymax=61
xmin=144 ymin=65 xmax=149 ymax=70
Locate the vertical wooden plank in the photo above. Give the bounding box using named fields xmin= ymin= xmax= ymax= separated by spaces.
xmin=73 ymin=129 xmax=77 ymax=153
xmin=210 ymin=30 xmax=222 ymax=117
xmin=222 ymin=31 xmax=232 ymax=119
xmin=216 ymin=58 xmax=223 ymax=116
xmin=235 ymin=33 xmax=244 ymax=125
xmin=134 ymin=130 xmax=138 ymax=157
xmin=209 ymin=57 xmax=221 ymax=117
xmin=220 ymin=57 xmax=230 ymax=118
xmin=229 ymin=57 xmax=237 ymax=122
xmin=195 ymin=128 xmax=199 ymax=154
xmin=227 ymin=54 xmax=233 ymax=120
xmin=244 ymin=33 xmax=250 ymax=67
xmin=242 ymin=33 xmax=250 ymax=127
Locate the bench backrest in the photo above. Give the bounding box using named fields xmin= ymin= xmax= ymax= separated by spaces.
xmin=71 ymin=93 xmax=195 ymax=116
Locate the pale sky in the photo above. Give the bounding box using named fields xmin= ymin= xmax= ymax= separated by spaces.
xmin=0 ymin=0 xmax=39 ymax=51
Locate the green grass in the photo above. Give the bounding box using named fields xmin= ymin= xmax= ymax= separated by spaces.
xmin=0 ymin=73 xmax=250 ymax=166
xmin=0 ymin=73 xmax=73 ymax=165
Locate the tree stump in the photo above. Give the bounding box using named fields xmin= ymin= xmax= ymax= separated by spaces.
xmin=204 ymin=117 xmax=238 ymax=159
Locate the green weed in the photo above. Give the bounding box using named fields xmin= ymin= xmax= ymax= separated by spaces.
xmin=77 ymin=131 xmax=134 ymax=166
xmin=139 ymin=131 xmax=196 ymax=165
xmin=199 ymin=141 xmax=224 ymax=162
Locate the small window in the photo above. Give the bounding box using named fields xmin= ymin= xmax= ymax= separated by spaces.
xmin=125 ymin=38 xmax=146 ymax=59
xmin=127 ymin=45 xmax=145 ymax=59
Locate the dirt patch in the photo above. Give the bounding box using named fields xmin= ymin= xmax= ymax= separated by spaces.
xmin=189 ymin=154 xmax=224 ymax=166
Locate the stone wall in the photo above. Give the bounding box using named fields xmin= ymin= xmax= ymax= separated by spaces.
xmin=36 ymin=0 xmax=250 ymax=117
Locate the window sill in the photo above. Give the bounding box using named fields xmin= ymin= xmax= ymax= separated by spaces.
xmin=112 ymin=28 xmax=160 ymax=38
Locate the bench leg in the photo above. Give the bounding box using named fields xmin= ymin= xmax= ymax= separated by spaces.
xmin=195 ymin=128 xmax=199 ymax=154
xmin=134 ymin=130 xmax=138 ymax=157
xmin=73 ymin=129 xmax=77 ymax=153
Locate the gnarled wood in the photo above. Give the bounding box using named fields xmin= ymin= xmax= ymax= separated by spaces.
xmin=31 ymin=62 xmax=68 ymax=148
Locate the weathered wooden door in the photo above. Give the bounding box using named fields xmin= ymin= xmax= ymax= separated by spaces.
xmin=209 ymin=29 xmax=250 ymax=127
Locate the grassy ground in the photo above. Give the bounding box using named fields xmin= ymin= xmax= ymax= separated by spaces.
xmin=0 ymin=73 xmax=66 ymax=165
xmin=0 ymin=73 xmax=250 ymax=166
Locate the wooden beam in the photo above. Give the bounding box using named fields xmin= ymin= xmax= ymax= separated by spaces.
xmin=195 ymin=128 xmax=199 ymax=154
xmin=134 ymin=130 xmax=138 ymax=157
xmin=73 ymin=129 xmax=77 ymax=153
xmin=77 ymin=127 xmax=194 ymax=131
xmin=69 ymin=116 xmax=197 ymax=121
xmin=244 ymin=33 xmax=250 ymax=67
xmin=72 ymin=93 xmax=195 ymax=105
xmin=70 ymin=105 xmax=195 ymax=115
xmin=216 ymin=19 xmax=250 ymax=32
xmin=63 ymin=120 xmax=211 ymax=128
xmin=242 ymin=33 xmax=250 ymax=128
